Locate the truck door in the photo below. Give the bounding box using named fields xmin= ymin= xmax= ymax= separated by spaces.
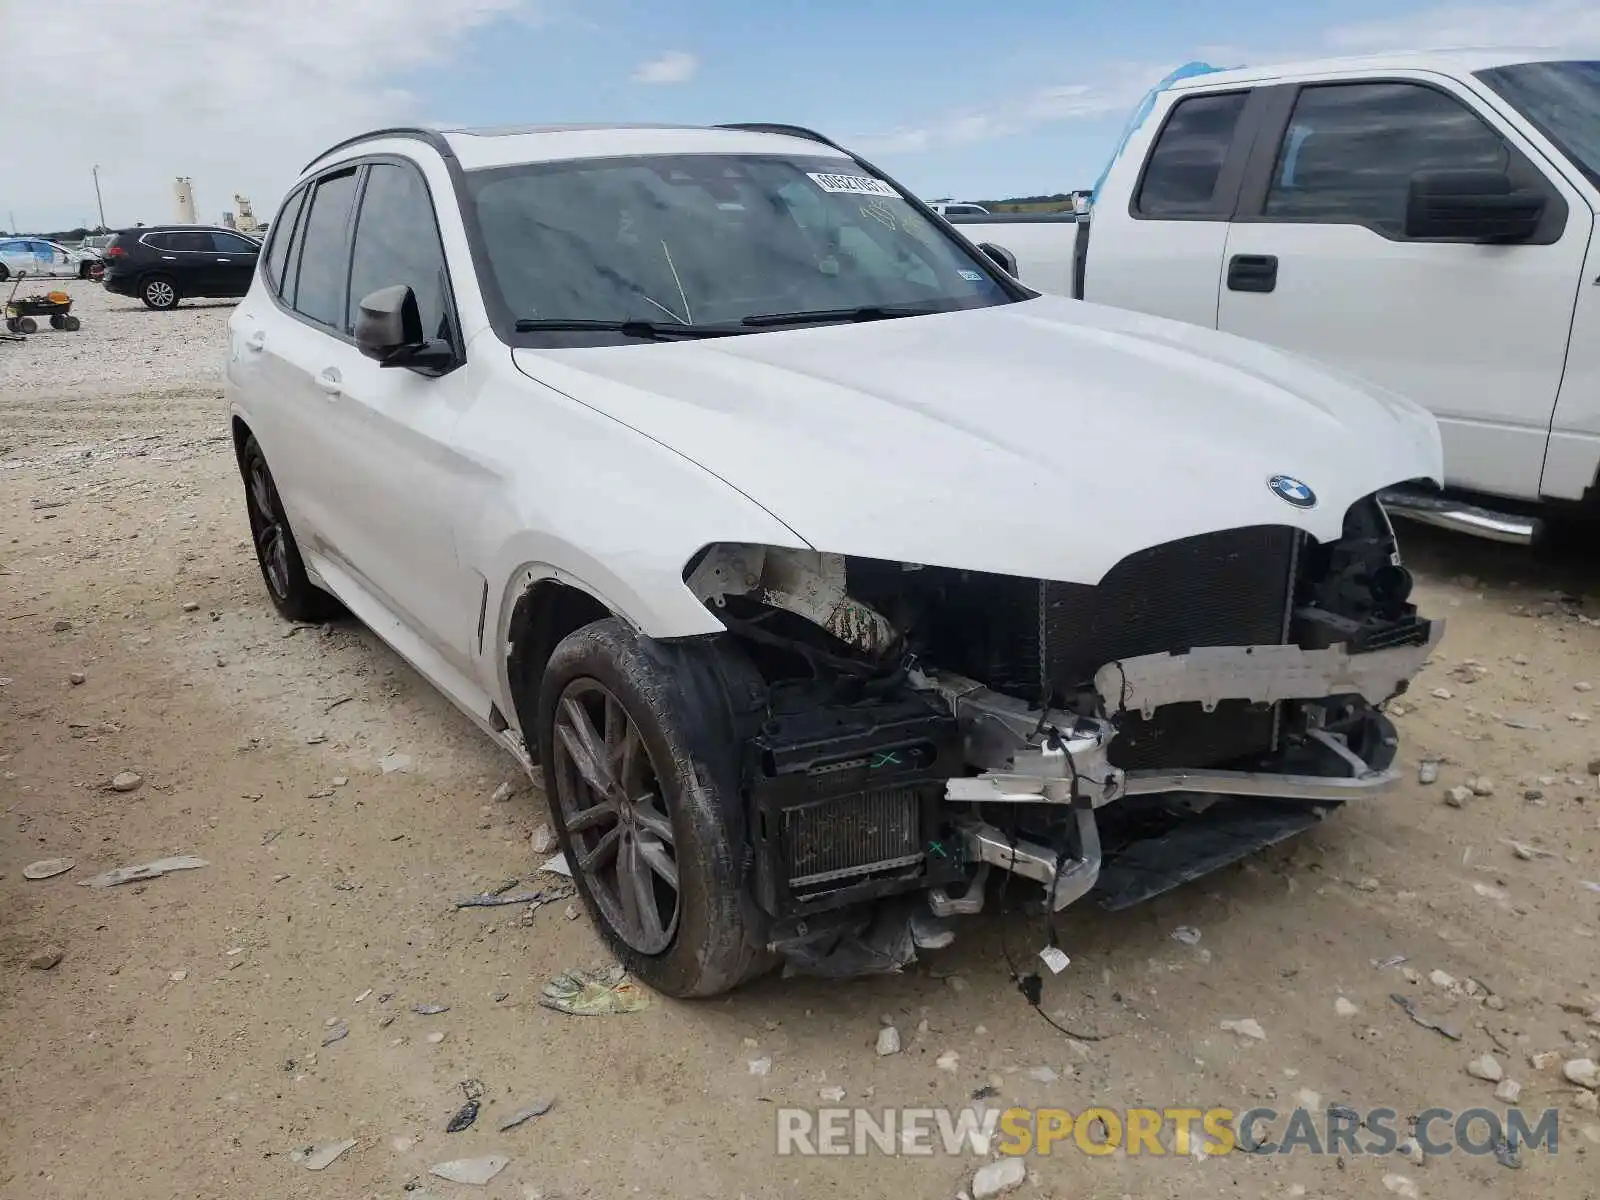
xmin=1082 ymin=87 xmax=1261 ymax=326
xmin=1217 ymin=75 xmax=1590 ymax=502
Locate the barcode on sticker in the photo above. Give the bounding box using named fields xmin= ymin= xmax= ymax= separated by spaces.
xmin=1039 ymin=946 xmax=1071 ymax=974
xmin=807 ymin=172 xmax=898 ymax=197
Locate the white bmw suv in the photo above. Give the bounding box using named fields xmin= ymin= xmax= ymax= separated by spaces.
xmin=227 ymin=122 xmax=1444 ymax=997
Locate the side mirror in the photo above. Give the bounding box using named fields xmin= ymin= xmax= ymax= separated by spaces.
xmin=355 ymin=284 xmax=454 ymax=374
xmin=1404 ymin=170 xmax=1545 ymax=242
xmin=976 ymin=242 xmax=1018 ymax=277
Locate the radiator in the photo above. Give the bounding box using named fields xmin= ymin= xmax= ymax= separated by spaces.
xmin=781 ymin=786 xmax=925 ymax=888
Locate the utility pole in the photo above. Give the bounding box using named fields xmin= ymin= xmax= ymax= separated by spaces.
xmin=93 ymin=165 xmax=107 ymax=230
xmin=6 ymin=210 xmax=15 ymax=235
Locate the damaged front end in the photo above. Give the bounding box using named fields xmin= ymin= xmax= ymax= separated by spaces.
xmin=682 ymin=496 xmax=1440 ymax=976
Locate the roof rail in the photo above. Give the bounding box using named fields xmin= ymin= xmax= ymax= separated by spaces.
xmin=301 ymin=126 xmax=456 ymax=174
xmin=713 ymin=122 xmax=844 ymax=150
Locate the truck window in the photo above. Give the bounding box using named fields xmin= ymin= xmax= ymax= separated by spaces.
xmin=1262 ymin=82 xmax=1509 ymax=235
xmin=1136 ymin=92 xmax=1248 ymax=216
xmin=1478 ymin=60 xmax=1600 ymax=189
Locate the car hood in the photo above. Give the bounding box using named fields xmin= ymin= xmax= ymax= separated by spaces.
xmin=511 ymin=294 xmax=1441 ymax=584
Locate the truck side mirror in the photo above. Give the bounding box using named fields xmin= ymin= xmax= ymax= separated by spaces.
xmin=1404 ymin=169 xmax=1545 ymax=243
xmin=976 ymin=242 xmax=1018 ymax=277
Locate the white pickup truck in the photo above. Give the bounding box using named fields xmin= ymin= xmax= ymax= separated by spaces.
xmin=949 ymin=50 xmax=1600 ymax=545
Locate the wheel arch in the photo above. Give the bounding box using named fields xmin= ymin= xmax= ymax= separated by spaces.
xmin=504 ymin=574 xmax=618 ymax=757
xmin=488 ymin=536 xmax=734 ymax=738
xmin=229 ymin=414 xmax=255 ymax=473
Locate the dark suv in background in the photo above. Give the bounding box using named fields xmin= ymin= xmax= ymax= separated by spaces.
xmin=102 ymin=226 xmax=261 ymax=310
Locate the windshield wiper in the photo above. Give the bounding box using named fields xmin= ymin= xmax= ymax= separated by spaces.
xmin=513 ymin=318 xmax=740 ymax=340
xmin=740 ymin=303 xmax=945 ymax=328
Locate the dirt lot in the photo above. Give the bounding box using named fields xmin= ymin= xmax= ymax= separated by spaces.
xmin=2 ymin=283 xmax=1599 ymax=1200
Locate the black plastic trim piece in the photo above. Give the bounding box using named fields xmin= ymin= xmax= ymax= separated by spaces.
xmin=1070 ymin=216 xmax=1091 ymax=300
xmin=1094 ymin=797 xmax=1336 ymax=911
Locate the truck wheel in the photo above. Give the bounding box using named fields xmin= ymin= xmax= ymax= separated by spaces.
xmin=239 ymin=435 xmax=341 ymax=623
xmin=141 ymin=275 xmax=179 ymax=310
xmin=0 ymin=264 xmax=9 ymax=282
xmin=538 ymin=619 xmax=771 ymax=998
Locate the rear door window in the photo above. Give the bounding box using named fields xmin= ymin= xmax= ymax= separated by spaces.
xmin=211 ymin=232 xmax=259 ymax=254
xmin=163 ymin=231 xmax=213 ymax=252
xmin=263 ymin=187 xmax=307 ymax=297
xmin=291 ymin=169 xmax=359 ymax=328
xmin=1136 ymin=92 xmax=1250 ymax=216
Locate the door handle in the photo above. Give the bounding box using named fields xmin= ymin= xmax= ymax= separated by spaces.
xmin=216 ymin=258 xmax=231 ymax=263
xmin=244 ymin=330 xmax=266 ymax=352
xmin=315 ymin=367 xmax=342 ymax=397
xmin=1227 ymin=254 xmax=1279 ymax=293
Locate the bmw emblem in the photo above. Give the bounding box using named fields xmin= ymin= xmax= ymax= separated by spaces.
xmin=1268 ymin=475 xmax=1317 ymax=508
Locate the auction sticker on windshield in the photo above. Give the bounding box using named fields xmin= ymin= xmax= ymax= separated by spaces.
xmin=808 ymin=172 xmax=899 ymax=197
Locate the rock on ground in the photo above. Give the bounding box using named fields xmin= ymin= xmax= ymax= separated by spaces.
xmin=26 ymin=945 xmax=64 ymax=970
xmin=972 ymin=1157 xmax=1026 ymax=1198
xmin=1565 ymin=1059 xmax=1599 ymax=1089
xmin=1467 ymin=1054 xmax=1504 ymax=1082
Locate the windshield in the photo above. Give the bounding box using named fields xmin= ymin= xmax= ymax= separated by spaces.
xmin=464 ymin=153 xmax=1016 ymax=343
xmin=1478 ymin=60 xmax=1600 ymax=187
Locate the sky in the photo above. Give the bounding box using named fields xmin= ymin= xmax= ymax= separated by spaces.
xmin=3 ymin=0 xmax=1599 ymax=232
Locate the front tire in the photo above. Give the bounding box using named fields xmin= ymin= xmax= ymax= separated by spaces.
xmin=141 ymin=275 xmax=179 ymax=310
xmin=538 ymin=619 xmax=771 ymax=998
xmin=239 ymin=436 xmax=341 ymax=623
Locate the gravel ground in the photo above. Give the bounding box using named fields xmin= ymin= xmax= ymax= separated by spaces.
xmin=2 ymin=283 xmax=1600 ymax=1199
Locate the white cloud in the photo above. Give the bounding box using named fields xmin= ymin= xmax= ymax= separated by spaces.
xmin=1322 ymin=0 xmax=1600 ymax=52
xmin=631 ymin=50 xmax=699 ymax=85
xmin=853 ymin=63 xmax=1157 ymax=156
xmin=856 ymin=0 xmax=1600 ymax=156
xmin=0 ymin=0 xmax=540 ymax=233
